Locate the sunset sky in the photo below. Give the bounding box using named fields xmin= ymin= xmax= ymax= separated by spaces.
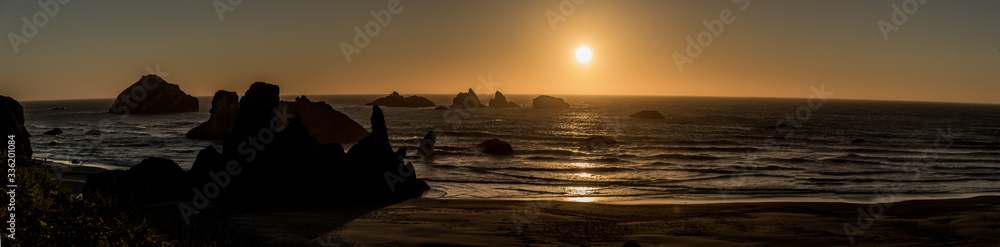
xmin=1 ymin=0 xmax=998 ymax=103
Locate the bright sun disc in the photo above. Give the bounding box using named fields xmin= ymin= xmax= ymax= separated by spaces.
xmin=576 ymin=46 xmax=592 ymax=64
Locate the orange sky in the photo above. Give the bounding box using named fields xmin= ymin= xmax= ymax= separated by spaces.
xmin=1 ymin=0 xmax=998 ymax=104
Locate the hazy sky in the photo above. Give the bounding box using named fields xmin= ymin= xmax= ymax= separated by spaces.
xmin=1 ymin=0 xmax=998 ymax=103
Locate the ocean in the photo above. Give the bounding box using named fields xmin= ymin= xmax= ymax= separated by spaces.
xmin=21 ymin=95 xmax=1000 ymax=203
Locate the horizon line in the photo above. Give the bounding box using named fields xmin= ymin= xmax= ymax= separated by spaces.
xmin=16 ymin=93 xmax=1000 ymax=106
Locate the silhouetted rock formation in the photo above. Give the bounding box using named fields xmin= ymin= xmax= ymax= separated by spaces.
xmin=0 ymin=95 xmax=32 ymax=164
xmin=281 ymin=95 xmax=369 ymax=144
xmin=108 ymin=74 xmax=198 ymax=114
xmin=434 ymin=106 xmax=448 ymax=110
xmin=622 ymin=241 xmax=642 ymax=247
xmin=580 ymin=136 xmax=618 ymax=151
xmin=85 ymin=129 xmax=102 ymax=135
xmin=418 ymin=131 xmax=436 ymax=158
xmin=88 ymin=82 xmax=430 ymax=205
xmin=852 ymin=138 xmax=865 ymax=144
xmin=629 ymin=110 xmax=664 ymax=119
xmin=84 ymin=158 xmax=193 ymax=203
xmin=43 ymin=128 xmax=63 ymax=135
xmin=451 ymin=89 xmax=483 ymax=109
xmin=186 ymin=90 xmax=239 ymax=140
xmin=488 ymin=91 xmax=520 ymax=108
xmin=532 ymin=95 xmax=570 ymax=109
xmin=185 ymin=93 xmax=368 ymax=144
xmin=367 ymin=92 xmax=436 ymax=107
xmin=478 ymin=139 xmax=514 ymax=155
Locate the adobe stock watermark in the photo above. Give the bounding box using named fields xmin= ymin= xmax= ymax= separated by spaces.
xmin=546 ymin=0 xmax=586 ymax=31
xmin=7 ymin=0 xmax=71 ymax=54
xmin=719 ymin=83 xmax=833 ymax=198
xmin=842 ymin=126 xmax=957 ymax=244
xmin=177 ymin=106 xmax=298 ymax=225
xmin=341 ymin=0 xmax=412 ymax=63
xmin=877 ymin=0 xmax=929 ymax=41
xmin=673 ymin=0 xmax=750 ymax=73
xmin=213 ymin=0 xmax=246 ymax=22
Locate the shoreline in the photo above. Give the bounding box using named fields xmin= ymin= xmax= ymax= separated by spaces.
xmin=31 ymin=161 xmax=1000 ymax=245
xmin=34 ymin=160 xmax=1000 ymax=205
xmin=318 ymin=196 xmax=1000 ymax=246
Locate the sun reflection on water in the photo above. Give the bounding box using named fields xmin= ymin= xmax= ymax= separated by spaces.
xmin=567 ymin=197 xmax=596 ymax=202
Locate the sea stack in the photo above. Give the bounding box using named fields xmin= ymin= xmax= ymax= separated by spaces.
xmin=488 ymin=91 xmax=520 ymax=108
xmin=532 ymin=95 xmax=570 ymax=109
xmin=451 ymin=88 xmax=483 ymax=109
xmin=108 ymin=74 xmax=198 ymax=114
xmin=367 ymin=92 xmax=436 ymax=107
xmin=186 ymin=90 xmax=240 ymax=140
xmin=478 ymin=139 xmax=514 ymax=155
xmin=629 ymin=110 xmax=665 ymax=119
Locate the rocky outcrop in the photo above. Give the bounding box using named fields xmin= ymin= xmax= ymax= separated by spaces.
xmin=0 ymin=95 xmax=32 ymax=164
xmin=451 ymin=89 xmax=483 ymax=109
xmin=185 ymin=92 xmax=368 ymax=144
xmin=43 ymin=128 xmax=63 ymax=135
xmin=108 ymin=74 xmax=199 ymax=114
xmin=629 ymin=110 xmax=664 ymax=119
xmin=532 ymin=95 xmax=570 ymax=109
xmin=434 ymin=106 xmax=448 ymax=110
xmin=478 ymin=139 xmax=514 ymax=155
xmin=367 ymin=92 xmax=436 ymax=107
xmin=418 ymin=131 xmax=436 ymax=158
xmin=186 ymin=90 xmax=239 ymax=140
xmin=282 ymin=95 xmax=369 ymax=144
xmin=488 ymin=91 xmax=520 ymax=108
xmin=88 ymin=82 xmax=430 ymax=205
xmin=83 ymin=158 xmax=192 ymax=203
xmin=85 ymin=129 xmax=102 ymax=135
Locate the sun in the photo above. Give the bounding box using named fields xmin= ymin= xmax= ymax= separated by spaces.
xmin=575 ymin=46 xmax=592 ymax=64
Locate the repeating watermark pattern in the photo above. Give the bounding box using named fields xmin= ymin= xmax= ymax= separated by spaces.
xmin=719 ymin=84 xmax=833 ymax=198
xmin=341 ymin=0 xmax=412 ymax=63
xmin=546 ymin=0 xmax=587 ymax=31
xmin=7 ymin=0 xmax=72 ymax=54
xmin=178 ymin=106 xmax=297 ymax=225
xmin=213 ymin=0 xmax=246 ymax=22
xmin=877 ymin=0 xmax=930 ymax=41
xmin=842 ymin=126 xmax=957 ymax=244
xmin=673 ymin=0 xmax=750 ymax=73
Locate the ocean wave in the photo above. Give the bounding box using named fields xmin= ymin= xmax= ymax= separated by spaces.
xmin=647 ymin=154 xmax=722 ymax=161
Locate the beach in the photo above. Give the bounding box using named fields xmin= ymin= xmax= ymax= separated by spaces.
xmin=32 ymin=138 xmax=1000 ymax=246
xmin=226 ymin=196 xmax=1000 ymax=246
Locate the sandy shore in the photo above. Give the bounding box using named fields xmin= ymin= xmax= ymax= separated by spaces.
xmin=225 ymin=196 xmax=1000 ymax=246
xmin=36 ymin=161 xmax=999 ymax=246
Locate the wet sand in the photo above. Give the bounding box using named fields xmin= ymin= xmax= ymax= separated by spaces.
xmin=302 ymin=197 xmax=1000 ymax=246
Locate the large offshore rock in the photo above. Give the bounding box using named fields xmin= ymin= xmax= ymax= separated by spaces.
xmin=488 ymin=91 xmax=520 ymax=108
xmin=108 ymin=74 xmax=198 ymax=114
xmin=451 ymin=89 xmax=483 ymax=109
xmin=367 ymin=92 xmax=436 ymax=107
xmin=532 ymin=95 xmax=570 ymax=109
